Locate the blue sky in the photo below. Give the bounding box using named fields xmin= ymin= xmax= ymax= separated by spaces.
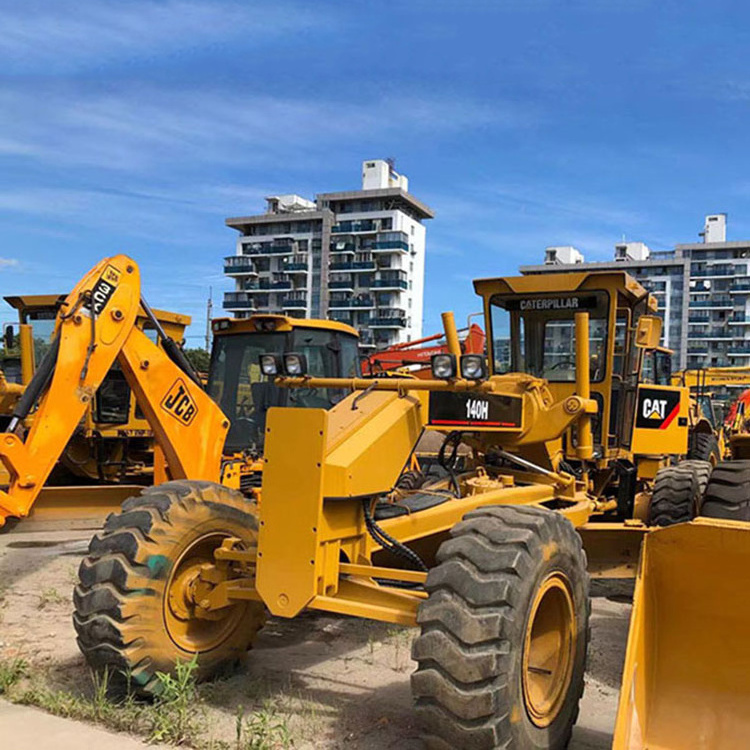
xmin=1 ymin=0 xmax=749 ymax=342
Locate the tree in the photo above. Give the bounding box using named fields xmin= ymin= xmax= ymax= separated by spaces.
xmin=184 ymin=347 xmax=210 ymax=373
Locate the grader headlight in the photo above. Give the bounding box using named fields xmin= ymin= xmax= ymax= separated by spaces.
xmin=431 ymin=353 xmax=457 ymax=379
xmin=460 ymin=354 xmax=487 ymax=381
xmin=283 ymin=353 xmax=307 ymax=376
xmin=259 ymin=354 xmax=282 ymax=377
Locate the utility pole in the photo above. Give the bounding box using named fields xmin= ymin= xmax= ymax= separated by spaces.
xmin=205 ymin=286 xmax=213 ymax=352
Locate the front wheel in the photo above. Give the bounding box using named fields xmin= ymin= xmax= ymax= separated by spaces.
xmin=73 ymin=480 xmax=265 ymax=696
xmin=411 ymin=505 xmax=590 ymax=750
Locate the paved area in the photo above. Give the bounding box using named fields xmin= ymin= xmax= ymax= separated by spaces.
xmin=0 ymin=700 xmax=154 ymax=749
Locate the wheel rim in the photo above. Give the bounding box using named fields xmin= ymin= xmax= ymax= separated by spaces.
xmin=522 ymin=572 xmax=577 ymax=727
xmin=164 ymin=532 xmax=246 ymax=654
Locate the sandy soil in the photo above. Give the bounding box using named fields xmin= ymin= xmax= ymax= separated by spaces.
xmin=0 ymin=526 xmax=632 ymax=749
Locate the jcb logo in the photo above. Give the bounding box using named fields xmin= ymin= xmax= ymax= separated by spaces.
xmin=84 ymin=264 xmax=121 ymax=316
xmin=161 ymin=379 xmax=198 ymax=425
xmin=643 ymin=398 xmax=668 ymax=420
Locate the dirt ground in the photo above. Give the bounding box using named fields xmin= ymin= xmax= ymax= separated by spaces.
xmin=0 ymin=525 xmax=631 ymax=749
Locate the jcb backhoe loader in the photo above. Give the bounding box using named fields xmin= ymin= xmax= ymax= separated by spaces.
xmin=0 ymin=293 xmax=191 ymax=483
xmin=2 ymin=255 xmax=728 ymax=749
xmin=0 ymin=265 xmax=358 ymax=528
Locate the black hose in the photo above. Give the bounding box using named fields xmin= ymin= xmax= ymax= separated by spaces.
xmin=438 ymin=431 xmax=463 ymax=498
xmin=8 ymin=335 xmax=61 ymax=433
xmin=362 ymin=498 xmax=428 ymax=572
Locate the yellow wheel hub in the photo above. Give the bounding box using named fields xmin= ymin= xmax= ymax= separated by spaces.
xmin=522 ymin=572 xmax=577 ymax=727
xmin=164 ymin=533 xmax=245 ymax=653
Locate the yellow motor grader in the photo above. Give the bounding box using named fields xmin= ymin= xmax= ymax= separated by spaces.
xmin=1 ymin=254 xmax=744 ymax=749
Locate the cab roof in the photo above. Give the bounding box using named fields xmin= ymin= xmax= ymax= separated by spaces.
xmin=4 ymin=294 xmax=192 ymax=327
xmin=472 ymin=270 xmax=656 ymax=311
xmin=212 ymin=314 xmax=358 ymax=338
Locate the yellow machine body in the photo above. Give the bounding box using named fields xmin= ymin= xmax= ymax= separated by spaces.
xmin=614 ymin=519 xmax=750 ymax=750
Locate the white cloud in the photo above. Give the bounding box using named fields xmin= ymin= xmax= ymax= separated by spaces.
xmin=0 ymin=85 xmax=525 ymax=175
xmin=0 ymin=0 xmax=328 ymax=72
xmin=0 ymin=258 xmax=19 ymax=269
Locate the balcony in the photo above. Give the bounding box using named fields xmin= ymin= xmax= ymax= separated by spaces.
xmin=223 ymin=292 xmax=257 ymax=310
xmin=729 ymin=346 xmax=750 ymax=356
xmin=280 ymin=297 xmax=307 ymax=309
xmin=731 ymin=281 xmax=750 ymax=293
xmin=357 ymin=329 xmax=376 ymax=347
xmin=371 ymin=240 xmax=409 ymax=252
xmin=688 ymin=313 xmax=710 ymax=323
xmin=691 ymin=265 xmax=737 ymax=278
xmin=329 ymin=297 xmax=375 ymax=309
xmin=241 ymin=242 xmax=295 ymax=256
xmin=689 ymin=297 xmax=733 ymax=308
xmin=371 ymin=278 xmax=408 ymax=290
xmin=689 ymin=331 xmax=733 ymax=340
xmin=330 ymin=261 xmax=376 ymax=272
xmin=332 ymin=220 xmax=378 ymax=234
xmin=331 ymin=313 xmax=354 ymax=325
xmin=283 ymin=261 xmax=308 ymax=272
xmin=329 ymin=280 xmax=355 ymax=290
xmin=731 ymin=314 xmax=750 ymax=325
xmin=369 ymin=316 xmax=407 ymax=328
xmin=224 ymin=256 xmax=257 ymax=276
xmin=330 ymin=242 xmax=355 ymax=254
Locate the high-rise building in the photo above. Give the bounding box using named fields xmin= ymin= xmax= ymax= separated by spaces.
xmin=520 ymin=214 xmax=750 ymax=371
xmin=223 ymin=160 xmax=434 ymax=350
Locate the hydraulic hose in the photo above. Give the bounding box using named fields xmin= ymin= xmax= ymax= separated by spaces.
xmin=140 ymin=296 xmax=202 ymax=387
xmin=7 ymin=335 xmax=61 ymax=434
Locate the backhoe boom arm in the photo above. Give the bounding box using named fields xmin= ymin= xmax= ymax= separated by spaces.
xmin=0 ymin=255 xmax=228 ymax=526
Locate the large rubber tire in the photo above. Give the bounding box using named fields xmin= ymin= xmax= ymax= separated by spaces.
xmin=73 ymin=480 xmax=265 ymax=696
xmin=678 ymin=459 xmax=712 ymax=498
xmin=411 ymin=505 xmax=590 ymax=750
xmin=688 ymin=432 xmax=721 ymax=465
xmin=648 ymin=464 xmax=703 ymax=527
xmin=699 ymin=460 xmax=750 ymax=521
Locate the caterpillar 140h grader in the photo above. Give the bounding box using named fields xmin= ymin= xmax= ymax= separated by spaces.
xmin=1 ymin=254 xmax=746 ymax=749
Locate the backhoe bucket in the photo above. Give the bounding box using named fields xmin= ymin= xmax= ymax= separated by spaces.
xmin=614 ymin=518 xmax=750 ymax=750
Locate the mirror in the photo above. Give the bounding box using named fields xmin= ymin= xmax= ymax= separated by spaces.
xmin=634 ymin=315 xmax=662 ymax=349
xmin=3 ymin=324 xmax=13 ymax=351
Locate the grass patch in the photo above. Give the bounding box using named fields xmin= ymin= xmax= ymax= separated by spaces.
xmin=0 ymin=657 xmax=28 ymax=694
xmin=4 ymin=658 xmax=294 ymax=749
xmin=37 ymin=587 xmax=65 ymax=610
xmin=235 ymin=705 xmax=291 ymax=750
xmin=149 ymin=656 xmax=204 ymax=745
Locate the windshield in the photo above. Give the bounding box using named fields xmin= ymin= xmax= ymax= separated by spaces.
xmin=25 ymin=310 xmax=57 ymax=364
xmin=490 ymin=291 xmax=609 ymax=382
xmin=207 ymin=328 xmax=358 ymax=452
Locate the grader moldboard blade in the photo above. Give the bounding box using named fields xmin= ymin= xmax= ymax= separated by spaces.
xmin=614 ymin=518 xmax=750 ymax=750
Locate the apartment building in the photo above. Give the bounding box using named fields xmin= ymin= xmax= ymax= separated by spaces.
xmin=223 ymin=160 xmax=434 ymax=349
xmin=520 ymin=214 xmax=750 ymax=371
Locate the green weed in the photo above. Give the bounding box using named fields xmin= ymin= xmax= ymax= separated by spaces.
xmin=0 ymin=657 xmax=27 ymax=694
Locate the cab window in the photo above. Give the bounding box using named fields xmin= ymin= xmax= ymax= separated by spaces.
xmin=490 ymin=291 xmax=609 ymax=382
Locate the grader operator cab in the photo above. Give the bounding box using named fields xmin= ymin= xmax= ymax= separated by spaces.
xmin=3 ymin=255 xmax=746 ymax=749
